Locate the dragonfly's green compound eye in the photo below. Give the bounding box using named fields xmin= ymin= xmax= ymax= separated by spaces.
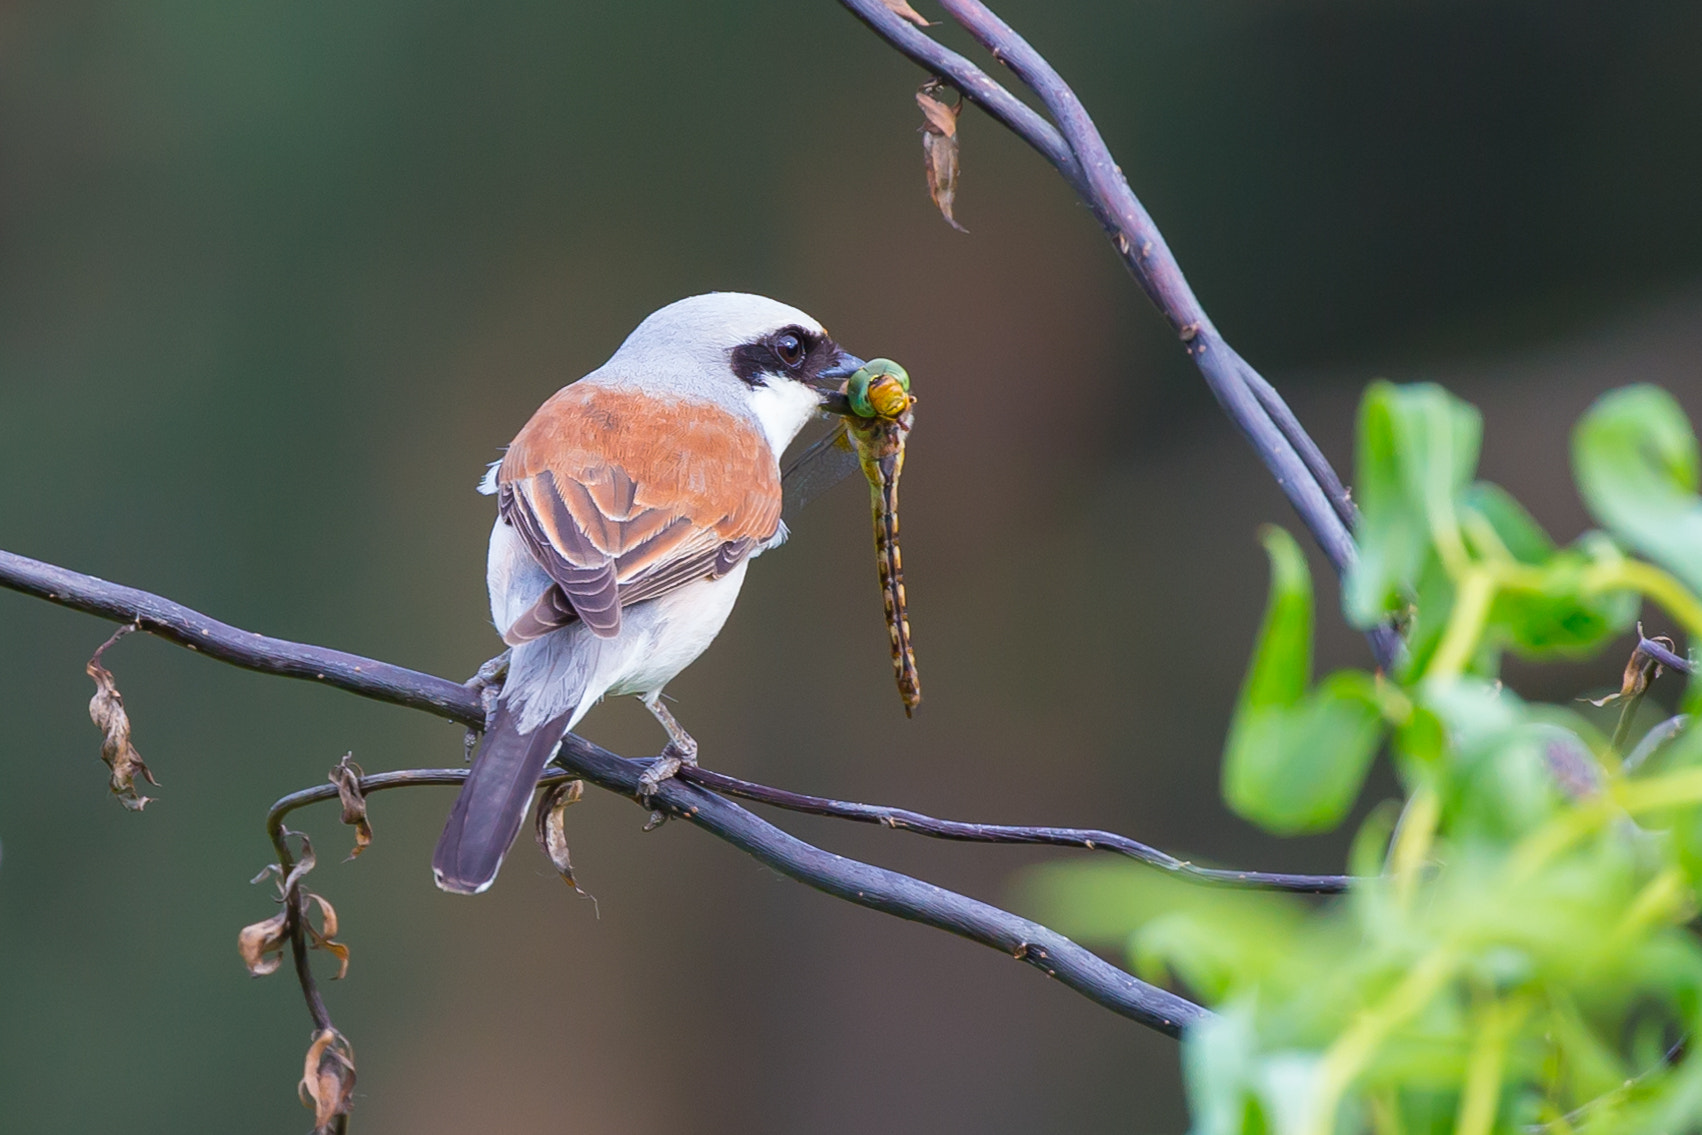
xmin=847 ymin=359 xmax=913 ymax=419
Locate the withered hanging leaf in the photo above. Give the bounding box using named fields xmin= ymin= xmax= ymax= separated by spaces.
xmin=328 ymin=754 xmax=372 ymax=861
xmin=534 ymin=778 xmax=583 ymax=885
xmin=880 ymin=0 xmax=936 ymax=27
xmin=239 ymin=831 xmax=349 ymax=978
xmin=916 ymin=88 xmax=958 ymax=137
xmin=1585 ymin=635 xmax=1672 ymax=706
xmin=238 ymin=908 xmax=290 ymax=977
xmin=917 ymin=86 xmax=967 ymax=232
xmin=253 ymin=828 xmax=320 ymax=897
xmin=534 ymin=779 xmax=597 ymax=909
xmin=301 ymin=891 xmax=350 ymax=980
xmin=240 ymin=852 xmax=304 ymax=978
xmin=85 ymin=625 xmax=158 ymax=811
xmin=300 ymin=1028 xmax=356 ymax=1133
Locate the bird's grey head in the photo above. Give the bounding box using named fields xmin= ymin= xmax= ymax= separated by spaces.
xmin=593 ymin=292 xmax=865 ymax=453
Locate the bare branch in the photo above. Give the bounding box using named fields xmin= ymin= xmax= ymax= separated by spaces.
xmin=679 ymin=765 xmax=1353 ymax=894
xmin=1638 ymin=633 xmax=1694 ymax=675
xmin=1623 ymin=714 xmax=1690 ymax=774
xmin=0 ymin=546 xmax=1206 ymax=1035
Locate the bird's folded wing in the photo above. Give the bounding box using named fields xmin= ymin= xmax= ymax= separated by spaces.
xmin=495 ymin=387 xmax=783 ymax=643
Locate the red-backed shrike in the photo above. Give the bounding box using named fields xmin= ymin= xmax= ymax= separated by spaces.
xmin=433 ymin=293 xmax=865 ymax=894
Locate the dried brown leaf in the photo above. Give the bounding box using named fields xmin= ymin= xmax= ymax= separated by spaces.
xmin=1585 ymin=637 xmax=1672 ymax=706
xmin=880 ymin=0 xmax=936 ymax=28
xmin=301 ymin=891 xmax=350 ymax=980
xmin=328 ymin=754 xmax=372 ymax=861
xmin=916 ymin=88 xmax=966 ymax=232
xmin=534 ymin=779 xmax=598 ymax=911
xmin=240 ymin=831 xmax=347 ymax=978
xmin=238 ymin=909 xmax=290 ymax=977
xmin=85 ymin=626 xmax=158 ymax=810
xmin=915 ymin=90 xmax=958 ymax=138
xmin=284 ymin=832 xmax=318 ymax=892
xmin=300 ymin=1028 xmax=356 ymax=1132
xmin=254 ymin=829 xmax=320 ymax=896
xmin=534 ymin=778 xmax=584 ymax=885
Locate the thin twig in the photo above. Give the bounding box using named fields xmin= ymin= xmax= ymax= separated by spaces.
xmin=1527 ymin=1034 xmax=1690 ymax=1133
xmin=1610 ymin=653 xmax=1660 ymax=756
xmin=266 ymin=829 xmax=335 ymax=1034
xmin=270 ymin=763 xmax=1349 ymax=894
xmin=1639 ymin=635 xmax=1694 ymax=675
xmin=678 ymin=765 xmax=1353 ymax=894
xmin=1623 ymin=714 xmax=1690 ymax=775
xmin=1229 ymin=348 xmax=1359 ymax=532
xmin=0 ymin=546 xmax=1205 ymax=1034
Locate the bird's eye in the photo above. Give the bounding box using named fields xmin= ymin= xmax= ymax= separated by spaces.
xmin=773 ymin=332 xmax=806 ymax=369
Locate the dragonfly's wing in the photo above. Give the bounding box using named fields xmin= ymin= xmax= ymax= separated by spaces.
xmin=781 ymin=420 xmax=861 ymax=520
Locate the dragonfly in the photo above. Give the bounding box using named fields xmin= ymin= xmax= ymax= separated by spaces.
xmin=780 ymin=360 xmax=921 ymax=716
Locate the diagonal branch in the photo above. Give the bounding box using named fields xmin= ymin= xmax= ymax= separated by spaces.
xmin=2 ymin=549 xmax=470 ymax=722
xmin=0 ymin=546 xmax=1205 ymax=1035
xmin=838 ymin=0 xmax=1401 ymax=670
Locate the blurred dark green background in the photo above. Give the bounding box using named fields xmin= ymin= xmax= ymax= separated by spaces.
xmin=4 ymin=2 xmax=1702 ymax=1131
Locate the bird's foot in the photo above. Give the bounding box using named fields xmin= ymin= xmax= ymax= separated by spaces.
xmin=464 ymin=650 xmax=511 ymax=693
xmin=463 ymin=651 xmax=511 ymax=760
xmin=637 ymin=738 xmax=698 ymax=823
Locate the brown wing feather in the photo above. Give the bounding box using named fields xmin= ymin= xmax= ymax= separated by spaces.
xmin=497 ymin=385 xmax=782 ymax=642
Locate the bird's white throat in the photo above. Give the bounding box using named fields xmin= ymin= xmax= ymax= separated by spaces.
xmin=748 ymin=378 xmax=826 ymax=455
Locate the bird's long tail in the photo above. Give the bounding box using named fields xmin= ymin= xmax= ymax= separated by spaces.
xmin=433 ymin=700 xmax=572 ymax=894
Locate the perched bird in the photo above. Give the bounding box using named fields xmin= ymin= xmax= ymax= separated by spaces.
xmin=433 ymin=293 xmax=865 ymax=894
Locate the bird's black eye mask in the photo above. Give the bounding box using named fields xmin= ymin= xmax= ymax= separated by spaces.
xmin=730 ymin=326 xmax=841 ymax=387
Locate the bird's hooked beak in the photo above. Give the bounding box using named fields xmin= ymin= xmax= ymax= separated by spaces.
xmin=809 ymin=351 xmax=867 ymax=417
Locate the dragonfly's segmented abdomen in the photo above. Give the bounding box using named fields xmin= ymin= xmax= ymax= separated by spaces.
xmin=869 ymin=449 xmax=921 ymax=716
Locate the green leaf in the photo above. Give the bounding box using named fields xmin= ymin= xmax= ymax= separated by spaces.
xmin=1224 ymin=528 xmax=1386 ymax=833
xmin=1224 ymin=677 xmax=1386 ymax=834
xmin=1460 ymin=482 xmax=1554 ymax=565
xmin=1488 ymin=541 xmax=1638 ymax=657
xmin=1454 ymin=484 xmax=1636 ymax=658
xmin=1573 ymin=384 xmax=1702 ymax=595
xmin=1239 ymin=525 xmax=1313 ymax=714
xmin=1345 ymin=382 xmax=1483 ymax=629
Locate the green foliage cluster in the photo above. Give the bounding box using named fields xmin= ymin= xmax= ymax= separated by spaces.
xmin=1033 ymin=383 xmax=1702 ymax=1133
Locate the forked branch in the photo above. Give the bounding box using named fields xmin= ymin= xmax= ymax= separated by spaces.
xmin=838 ymin=0 xmax=1400 ymax=669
